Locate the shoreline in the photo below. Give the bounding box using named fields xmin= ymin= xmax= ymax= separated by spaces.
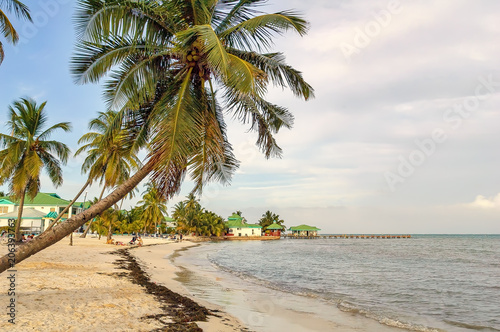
xmin=0 ymin=235 xmax=245 ymax=331
xmin=130 ymin=241 xmax=249 ymax=331
xmin=141 ymin=240 xmax=406 ymax=332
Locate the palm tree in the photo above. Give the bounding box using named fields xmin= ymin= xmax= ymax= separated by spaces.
xmin=259 ymin=210 xmax=284 ymax=230
xmin=0 ymin=0 xmax=313 ymax=272
xmin=0 ymin=0 xmax=31 ymax=64
xmin=76 ymin=110 xmax=141 ymax=237
xmin=43 ymin=110 xmax=140 ymax=234
xmin=90 ymin=214 xmax=107 ymax=240
xmin=137 ymin=182 xmax=168 ymax=233
xmin=0 ymin=98 xmax=71 ymax=241
xmin=173 ymin=195 xmax=204 ymax=235
xmin=104 ymin=208 xmax=124 ymax=242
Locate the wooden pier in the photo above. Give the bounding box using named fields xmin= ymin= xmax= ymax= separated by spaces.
xmin=282 ymin=234 xmax=412 ymax=239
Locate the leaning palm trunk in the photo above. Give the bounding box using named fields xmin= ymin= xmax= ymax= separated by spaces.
xmin=44 ymin=178 xmax=92 ymax=232
xmin=80 ymin=186 xmax=106 ymax=238
xmin=14 ymin=188 xmax=27 ymax=242
xmin=0 ymin=159 xmax=155 ymax=274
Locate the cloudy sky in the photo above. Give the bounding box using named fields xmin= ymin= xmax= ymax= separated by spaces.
xmin=1 ymin=0 xmax=499 ymax=233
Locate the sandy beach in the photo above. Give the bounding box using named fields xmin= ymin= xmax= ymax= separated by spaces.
xmin=0 ymin=235 xmax=245 ymax=331
xmin=1 ymin=235 xmax=413 ymax=332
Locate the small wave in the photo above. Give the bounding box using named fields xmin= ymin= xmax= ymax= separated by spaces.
xmin=212 ymin=257 xmax=445 ymax=332
xmin=337 ymin=302 xmax=445 ymax=332
xmin=443 ymin=320 xmax=500 ymax=331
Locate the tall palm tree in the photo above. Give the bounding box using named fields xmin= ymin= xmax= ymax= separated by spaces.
xmin=80 ymin=111 xmax=140 ymax=237
xmin=0 ymin=0 xmax=31 ymax=64
xmin=76 ymin=111 xmax=141 ymax=198
xmin=137 ymin=182 xmax=168 ymax=233
xmin=44 ymin=110 xmax=140 ymax=235
xmin=0 ymin=98 xmax=71 ymax=241
xmin=0 ymin=0 xmax=313 ymax=272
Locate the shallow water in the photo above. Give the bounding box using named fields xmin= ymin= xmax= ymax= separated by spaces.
xmin=174 ymin=235 xmax=500 ymax=331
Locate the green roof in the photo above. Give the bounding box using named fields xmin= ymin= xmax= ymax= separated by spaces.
xmin=74 ymin=201 xmax=91 ymax=209
xmin=0 ymin=198 xmax=15 ymax=205
xmin=227 ymin=213 xmax=243 ymax=221
xmin=266 ymin=223 xmax=284 ymax=230
xmin=44 ymin=211 xmax=59 ymax=219
xmin=1 ymin=193 xmax=71 ymax=206
xmin=225 ymin=220 xmax=262 ymax=229
xmin=289 ymin=224 xmax=321 ymax=231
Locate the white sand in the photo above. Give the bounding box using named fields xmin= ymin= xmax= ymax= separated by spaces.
xmin=0 ymin=235 xmax=242 ymax=331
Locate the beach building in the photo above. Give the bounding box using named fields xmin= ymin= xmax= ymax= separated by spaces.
xmin=0 ymin=193 xmax=84 ymax=232
xmin=265 ymin=222 xmax=284 ymax=237
xmin=288 ymin=225 xmax=321 ymax=237
xmin=225 ymin=213 xmax=262 ymax=237
xmin=0 ymin=208 xmax=53 ymax=233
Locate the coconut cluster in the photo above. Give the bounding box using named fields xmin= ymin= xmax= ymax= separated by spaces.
xmin=186 ymin=41 xmax=202 ymax=67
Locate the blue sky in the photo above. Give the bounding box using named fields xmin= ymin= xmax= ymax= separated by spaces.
xmin=1 ymin=0 xmax=499 ymax=233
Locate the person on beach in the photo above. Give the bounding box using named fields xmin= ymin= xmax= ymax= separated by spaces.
xmin=180 ymin=234 xmax=183 ymax=242
xmin=137 ymin=236 xmax=143 ymax=247
xmin=129 ymin=235 xmax=137 ymax=245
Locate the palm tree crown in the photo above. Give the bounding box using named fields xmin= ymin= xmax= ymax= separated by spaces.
xmin=75 ymin=110 xmax=141 ymax=190
xmin=72 ymin=0 xmax=314 ymax=199
xmin=0 ymin=0 xmax=31 ymax=64
xmin=137 ymin=182 xmax=168 ymax=233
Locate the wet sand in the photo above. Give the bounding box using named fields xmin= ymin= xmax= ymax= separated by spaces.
xmin=131 ymin=241 xmax=248 ymax=332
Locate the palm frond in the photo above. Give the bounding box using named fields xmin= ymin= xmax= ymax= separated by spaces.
xmin=189 ymin=85 xmax=239 ymax=194
xmin=228 ymin=49 xmax=314 ymax=100
xmin=38 ymin=122 xmax=72 ymax=141
xmin=148 ymin=68 xmax=203 ymax=198
xmin=0 ymin=40 xmax=4 ymax=64
xmin=75 ymin=0 xmax=175 ymax=42
xmin=214 ymin=0 xmax=267 ymax=33
xmin=1 ymin=0 xmax=31 ymax=21
xmin=219 ymin=11 xmax=309 ymax=51
xmin=0 ymin=9 xmax=18 ymax=43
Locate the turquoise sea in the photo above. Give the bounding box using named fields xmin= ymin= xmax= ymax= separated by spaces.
xmin=174 ymin=235 xmax=500 ymax=331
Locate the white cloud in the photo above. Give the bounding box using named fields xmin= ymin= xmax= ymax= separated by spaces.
xmin=467 ymin=194 xmax=500 ymax=209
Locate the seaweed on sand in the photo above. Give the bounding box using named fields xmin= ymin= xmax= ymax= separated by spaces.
xmin=112 ymin=247 xmax=209 ymax=331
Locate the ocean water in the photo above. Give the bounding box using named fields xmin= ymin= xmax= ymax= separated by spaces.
xmin=176 ymin=235 xmax=500 ymax=331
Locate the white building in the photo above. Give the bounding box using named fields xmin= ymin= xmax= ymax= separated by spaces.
xmin=225 ymin=213 xmax=262 ymax=237
xmin=0 ymin=193 xmax=84 ymax=233
xmin=0 ymin=208 xmax=50 ymax=233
